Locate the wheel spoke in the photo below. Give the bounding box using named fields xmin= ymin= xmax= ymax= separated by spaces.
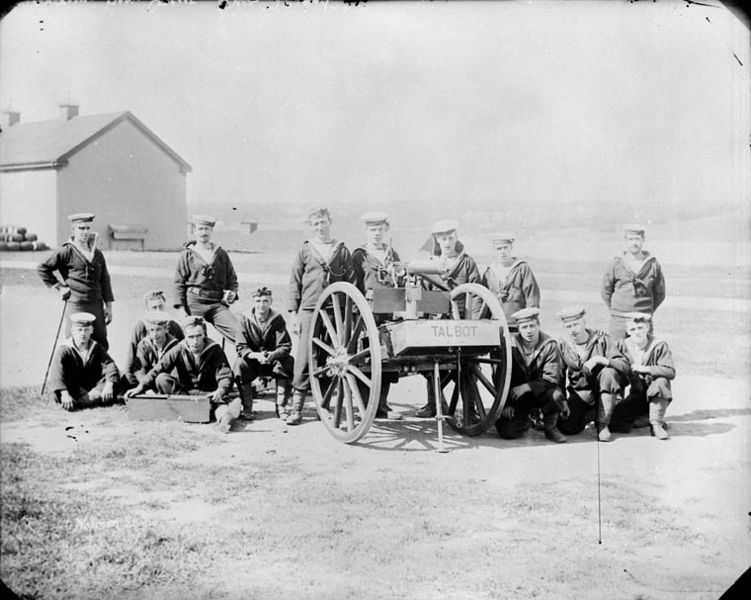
xmin=450 ymin=299 xmax=461 ymax=320
xmin=332 ymin=292 xmax=344 ymax=344
xmin=346 ymin=315 xmax=365 ymax=353
xmin=345 ymin=373 xmax=368 ymax=415
xmin=319 ymin=310 xmax=341 ymax=349
xmin=312 ymin=337 xmax=337 ymax=357
xmin=346 ymin=364 xmax=371 ymax=388
xmin=312 ymin=365 xmax=330 ymax=378
xmin=448 ymin=380 xmax=460 ymax=413
xmin=321 ymin=377 xmax=336 ymax=410
xmin=347 ymin=348 xmax=372 ymax=366
xmin=343 ymin=295 xmax=353 ymax=346
xmin=471 ymin=364 xmax=497 ymax=397
xmin=343 ymin=377 xmax=356 ymax=431
xmin=333 ymin=378 xmax=344 ymax=428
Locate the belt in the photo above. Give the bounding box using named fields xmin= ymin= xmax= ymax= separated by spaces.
xmin=187 ymin=287 xmax=222 ymax=300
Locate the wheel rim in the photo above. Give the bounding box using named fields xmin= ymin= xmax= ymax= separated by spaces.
xmin=444 ymin=282 xmax=512 ymax=436
xmin=308 ymin=282 xmax=382 ymax=443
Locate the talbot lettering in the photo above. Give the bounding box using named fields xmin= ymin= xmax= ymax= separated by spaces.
xmin=430 ymin=324 xmax=478 ymax=338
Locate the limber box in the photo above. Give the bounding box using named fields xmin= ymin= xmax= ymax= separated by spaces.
xmin=126 ymin=394 xmax=211 ymax=423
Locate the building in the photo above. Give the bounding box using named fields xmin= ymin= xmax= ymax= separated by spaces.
xmin=0 ymin=104 xmax=191 ymax=250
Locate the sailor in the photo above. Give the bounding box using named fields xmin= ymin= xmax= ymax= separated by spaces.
xmin=130 ymin=310 xmax=181 ymax=389
xmin=494 ymin=308 xmax=568 ymax=443
xmin=173 ymin=214 xmax=239 ymax=344
xmin=609 ymin=313 xmax=675 ymax=440
xmin=481 ymin=233 xmax=540 ymax=331
xmin=232 ymin=287 xmax=294 ymax=421
xmin=126 ymin=316 xmax=238 ymax=432
xmin=601 ymin=224 xmax=666 ymax=340
xmin=47 ymin=312 xmax=120 ymax=410
xmin=415 ymin=219 xmax=483 ymax=418
xmin=555 ymin=305 xmax=630 ymax=442
xmin=37 ymin=213 xmax=114 ymax=349
xmin=286 ymin=207 xmax=356 ymax=426
xmin=352 ymin=211 xmax=402 ymax=420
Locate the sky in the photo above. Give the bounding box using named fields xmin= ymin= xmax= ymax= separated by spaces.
xmin=0 ymin=0 xmax=749 ymax=223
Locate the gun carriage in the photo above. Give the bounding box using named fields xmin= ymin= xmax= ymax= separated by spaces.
xmin=307 ymin=257 xmax=513 ymax=450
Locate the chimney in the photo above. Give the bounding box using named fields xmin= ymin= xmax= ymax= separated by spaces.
xmin=1 ymin=110 xmax=21 ymax=128
xmin=59 ymin=102 xmax=79 ymax=120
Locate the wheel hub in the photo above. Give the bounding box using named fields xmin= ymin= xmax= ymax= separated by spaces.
xmin=326 ymin=347 xmax=350 ymax=377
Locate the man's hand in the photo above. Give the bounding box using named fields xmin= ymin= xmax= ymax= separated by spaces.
xmin=289 ymin=313 xmax=300 ymax=336
xmin=501 ymin=406 xmax=515 ymax=419
xmin=125 ymin=384 xmax=145 ymax=398
xmin=104 ymin=303 xmax=113 ymax=325
xmin=257 ymin=351 xmax=270 ymax=365
xmin=102 ymin=382 xmax=114 ymax=402
xmin=583 ymin=356 xmax=606 ymax=374
xmin=222 ymin=290 xmax=237 ymax=306
xmin=508 ymin=384 xmax=531 ymax=403
xmin=58 ymin=285 xmax=72 ymax=301
xmin=632 ymin=365 xmax=651 ymax=375
xmin=60 ymin=391 xmax=75 ymax=411
xmin=209 ymin=389 xmax=224 ymax=403
xmin=559 ymin=400 xmax=571 ymax=420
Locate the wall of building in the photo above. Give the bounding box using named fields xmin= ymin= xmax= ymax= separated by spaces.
xmin=58 ymin=118 xmax=188 ymax=250
xmin=0 ymin=169 xmax=58 ymax=245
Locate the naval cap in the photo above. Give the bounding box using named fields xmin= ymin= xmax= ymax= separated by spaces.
xmin=69 ymin=312 xmax=96 ymax=325
xmin=361 ymin=211 xmax=389 ymax=226
xmin=430 ymin=219 xmax=459 ymax=236
xmin=511 ymin=307 xmax=540 ymax=324
xmin=191 ymin=214 xmax=216 ymax=227
xmin=68 ymin=212 xmax=95 ymax=223
xmin=557 ymin=305 xmax=586 ymax=322
xmin=142 ymin=310 xmax=172 ymax=325
xmin=491 ymin=232 xmax=515 ymax=247
xmin=622 ymin=223 xmax=646 ymax=235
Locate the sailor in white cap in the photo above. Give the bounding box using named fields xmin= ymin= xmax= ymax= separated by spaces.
xmin=601 ymin=223 xmax=665 ymax=340
xmin=286 ymin=206 xmax=356 ymax=426
xmin=37 ymin=212 xmax=115 ymax=350
xmin=47 ymin=312 xmax=120 ymax=411
xmin=555 ymin=305 xmax=629 ymax=442
xmin=494 ymin=307 xmax=568 ymax=443
xmin=481 ymin=232 xmax=540 ymax=331
xmin=415 ymin=218 xmax=483 ymax=419
xmin=173 ymin=214 xmax=239 ymax=345
xmin=610 ymin=312 xmax=675 ymax=440
xmin=128 ymin=309 xmax=182 ymax=391
xmin=352 ymin=211 xmax=402 ymax=419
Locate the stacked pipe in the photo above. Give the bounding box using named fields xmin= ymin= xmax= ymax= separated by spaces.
xmin=0 ymin=225 xmax=49 ymax=251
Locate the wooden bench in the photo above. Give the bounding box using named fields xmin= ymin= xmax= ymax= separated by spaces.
xmin=109 ymin=224 xmax=148 ymax=250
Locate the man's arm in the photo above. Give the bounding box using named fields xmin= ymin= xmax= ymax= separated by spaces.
xmin=601 ymin=259 xmax=616 ymax=308
xmin=267 ymin=317 xmax=292 ymax=361
xmin=653 ymin=262 xmax=666 ymax=312
xmin=37 ymin=248 xmax=71 ymax=299
xmin=521 ymin=264 xmax=541 ymax=308
xmin=528 ymin=340 xmax=564 ymax=396
xmin=173 ymin=252 xmax=190 ymax=313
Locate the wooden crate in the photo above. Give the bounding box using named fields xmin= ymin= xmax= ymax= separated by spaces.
xmin=126 ymin=394 xmax=211 ymax=423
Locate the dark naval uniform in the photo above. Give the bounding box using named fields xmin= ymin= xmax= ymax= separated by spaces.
xmin=482 ymin=259 xmax=540 ymax=329
xmin=602 ymin=251 xmax=665 ymax=340
xmin=131 ymin=334 xmax=181 ymax=386
xmin=138 ymin=339 xmax=233 ymax=403
xmin=38 ymin=241 xmax=115 ymax=350
xmin=173 ymin=241 xmax=239 ymax=343
xmin=610 ymin=335 xmax=675 ymax=434
xmin=495 ymin=327 xmax=566 ymax=441
xmin=48 ymin=338 xmax=120 ymax=405
xmin=287 ymin=238 xmax=356 ymax=393
xmin=124 ymin=320 xmax=184 ymax=385
xmin=233 ymin=308 xmax=294 ymax=388
xmin=556 ymin=328 xmax=630 ymax=435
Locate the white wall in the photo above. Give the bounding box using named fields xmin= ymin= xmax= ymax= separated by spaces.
xmin=0 ymin=169 xmax=58 ymax=246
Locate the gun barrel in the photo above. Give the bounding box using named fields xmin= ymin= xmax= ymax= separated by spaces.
xmin=405 ymin=259 xmax=446 ymax=276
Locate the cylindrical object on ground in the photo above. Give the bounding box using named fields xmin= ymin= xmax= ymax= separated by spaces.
xmin=10 ymin=233 xmax=23 ymax=242
xmin=32 ymin=241 xmax=49 ymax=251
xmin=6 ymin=241 xmax=21 ymax=251
xmin=25 ymin=233 xmax=38 ymax=242
xmin=0 ymin=242 xmax=8 ymax=251
xmin=19 ymin=241 xmax=34 ymax=251
xmin=16 ymin=227 xmax=27 ymax=235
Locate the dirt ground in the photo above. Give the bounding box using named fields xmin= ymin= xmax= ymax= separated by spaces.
xmin=1 ymin=243 xmax=750 ymax=599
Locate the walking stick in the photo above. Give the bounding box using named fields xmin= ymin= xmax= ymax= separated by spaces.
xmin=595 ymin=413 xmax=603 ymax=544
xmin=41 ymin=300 xmax=67 ymax=396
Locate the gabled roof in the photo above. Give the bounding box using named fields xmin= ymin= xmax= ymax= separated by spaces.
xmin=0 ymin=111 xmax=192 ymax=173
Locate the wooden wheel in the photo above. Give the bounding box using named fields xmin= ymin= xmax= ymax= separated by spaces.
xmin=308 ymin=282 xmax=382 ymax=443
xmin=443 ymin=282 xmax=512 ymax=436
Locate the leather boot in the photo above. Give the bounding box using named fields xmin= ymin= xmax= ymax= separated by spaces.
xmin=376 ymin=382 xmax=402 ymax=420
xmin=287 ymin=390 xmax=305 ymax=426
xmin=275 ymin=379 xmax=292 ymax=421
xmin=216 ymin=399 xmax=241 ymax=434
xmin=597 ymin=393 xmax=615 ymax=442
xmin=542 ymin=406 xmax=567 ymax=443
xmin=237 ymin=382 xmax=255 ymax=421
xmin=649 ymin=398 xmax=670 ymax=440
xmin=415 ymin=378 xmax=448 ymax=418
